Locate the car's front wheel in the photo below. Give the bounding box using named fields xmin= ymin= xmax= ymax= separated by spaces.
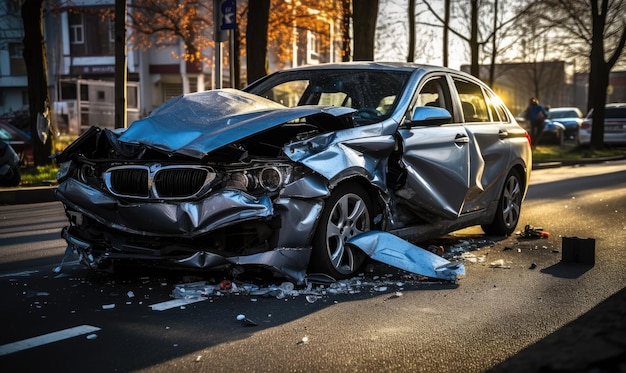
xmin=309 ymin=182 xmax=374 ymax=279
xmin=482 ymin=169 xmax=523 ymax=236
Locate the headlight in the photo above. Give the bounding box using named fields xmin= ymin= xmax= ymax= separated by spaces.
xmin=56 ymin=161 xmax=72 ymax=182
xmin=226 ymin=163 xmax=294 ymax=194
xmin=260 ymin=167 xmax=282 ymax=192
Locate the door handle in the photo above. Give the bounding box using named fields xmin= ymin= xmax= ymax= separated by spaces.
xmin=454 ymin=134 xmax=469 ymax=144
xmin=498 ymin=129 xmax=509 ymax=139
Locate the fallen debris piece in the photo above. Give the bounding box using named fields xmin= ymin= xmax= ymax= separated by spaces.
xmin=149 ymin=297 xmax=206 ymax=311
xmin=489 ymin=259 xmax=511 ymax=269
xmin=347 ymin=231 xmax=465 ymax=281
xmin=562 ymin=237 xmax=595 ymax=265
xmin=519 ymin=224 xmax=550 ymax=239
xmin=101 ymin=304 xmax=115 ymax=310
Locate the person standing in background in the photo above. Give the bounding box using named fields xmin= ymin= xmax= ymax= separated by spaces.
xmin=525 ymin=97 xmax=549 ymax=148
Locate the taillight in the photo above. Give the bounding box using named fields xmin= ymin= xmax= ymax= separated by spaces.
xmin=525 ymin=131 xmax=532 ymax=146
xmin=581 ymin=121 xmax=591 ymax=130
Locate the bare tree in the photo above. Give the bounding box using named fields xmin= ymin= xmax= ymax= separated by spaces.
xmin=421 ymin=0 xmax=533 ymax=79
xmin=526 ymin=0 xmax=626 ymax=149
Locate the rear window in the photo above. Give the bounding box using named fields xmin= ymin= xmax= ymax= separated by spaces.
xmin=606 ymin=107 xmax=626 ymax=119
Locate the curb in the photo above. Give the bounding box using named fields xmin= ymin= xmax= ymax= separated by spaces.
xmin=0 ymin=185 xmax=58 ymax=205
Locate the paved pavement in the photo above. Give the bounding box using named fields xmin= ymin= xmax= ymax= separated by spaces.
xmin=2 ymin=156 xmax=625 ymax=372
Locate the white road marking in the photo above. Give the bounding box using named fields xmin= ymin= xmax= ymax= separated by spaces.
xmin=0 ymin=270 xmax=39 ymax=278
xmin=0 ymin=325 xmax=101 ymax=356
xmin=149 ymin=297 xmax=207 ymax=311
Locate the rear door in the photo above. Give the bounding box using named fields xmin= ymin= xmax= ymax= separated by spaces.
xmin=450 ymin=75 xmax=514 ymax=214
xmin=396 ymin=74 xmax=471 ymax=219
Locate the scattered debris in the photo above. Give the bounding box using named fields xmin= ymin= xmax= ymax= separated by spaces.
xmin=519 ymin=224 xmax=550 ymax=239
xmin=529 ymin=263 xmax=537 ymax=269
xmin=101 ymin=304 xmax=115 ymax=310
xmin=149 ymin=297 xmax=207 ymax=311
xmin=460 ymin=252 xmax=486 ymax=263
xmin=86 ymin=334 xmax=98 ymax=340
xmin=489 ymin=259 xmax=511 ymax=269
xmin=236 ymin=314 xmax=257 ymax=326
xmin=297 ymin=336 xmax=310 ymax=345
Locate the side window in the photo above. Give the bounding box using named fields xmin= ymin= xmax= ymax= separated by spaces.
xmin=486 ymin=91 xmax=509 ymax=122
xmin=416 ymin=77 xmax=449 ymax=110
xmin=453 ymin=79 xmax=490 ymax=123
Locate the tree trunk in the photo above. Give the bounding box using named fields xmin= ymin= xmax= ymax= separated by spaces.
xmin=443 ymin=0 xmax=449 ymax=67
xmin=341 ymin=0 xmax=351 ymax=62
xmin=246 ymin=0 xmax=270 ymax=83
xmin=21 ymin=0 xmax=52 ymax=166
xmin=488 ymin=0 xmax=498 ymax=87
xmin=352 ymin=0 xmax=378 ymax=61
xmin=469 ymin=0 xmax=479 ymax=78
xmin=407 ymin=0 xmax=415 ymax=62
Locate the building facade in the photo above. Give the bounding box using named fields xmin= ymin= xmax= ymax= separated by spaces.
xmin=0 ymin=0 xmax=344 ymax=135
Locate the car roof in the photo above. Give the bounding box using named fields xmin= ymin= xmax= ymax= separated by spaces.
xmin=265 ymin=61 xmax=459 ymax=74
xmin=606 ymin=103 xmax=626 ymax=108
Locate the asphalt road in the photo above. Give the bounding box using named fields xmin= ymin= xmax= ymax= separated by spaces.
xmin=0 ymin=160 xmax=625 ymax=372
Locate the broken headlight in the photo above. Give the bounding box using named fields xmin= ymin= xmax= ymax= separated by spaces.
xmin=226 ymin=164 xmax=294 ymax=194
xmin=56 ymin=160 xmax=73 ymax=183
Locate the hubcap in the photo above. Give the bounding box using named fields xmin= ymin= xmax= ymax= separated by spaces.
xmin=502 ymin=175 xmax=521 ymax=229
xmin=325 ymin=193 xmax=370 ymax=275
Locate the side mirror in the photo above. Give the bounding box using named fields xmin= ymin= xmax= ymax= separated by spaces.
xmin=408 ymin=106 xmax=452 ymax=127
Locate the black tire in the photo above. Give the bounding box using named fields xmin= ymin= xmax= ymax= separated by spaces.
xmin=309 ymin=182 xmax=374 ymax=279
xmin=482 ymin=169 xmax=523 ymax=236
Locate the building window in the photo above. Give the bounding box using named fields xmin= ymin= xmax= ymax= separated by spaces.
xmin=69 ymin=13 xmax=84 ymax=44
xmin=7 ymin=0 xmax=20 ymax=14
xmin=9 ymin=43 xmax=26 ymax=75
xmin=108 ymin=18 xmax=115 ymax=43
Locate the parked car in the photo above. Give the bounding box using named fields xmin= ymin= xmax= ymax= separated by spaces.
xmin=580 ymin=103 xmax=626 ymax=145
xmin=53 ymin=62 xmax=532 ymax=283
xmin=0 ymin=121 xmax=33 ymax=166
xmin=0 ymin=140 xmax=21 ymax=187
xmin=547 ymin=107 xmax=583 ymax=143
xmin=515 ymin=112 xmax=564 ymax=146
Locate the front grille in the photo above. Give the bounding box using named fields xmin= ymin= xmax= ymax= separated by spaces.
xmin=103 ymin=164 xmax=216 ymax=200
xmin=110 ymin=168 xmax=149 ymax=197
xmin=154 ymin=168 xmax=209 ymax=197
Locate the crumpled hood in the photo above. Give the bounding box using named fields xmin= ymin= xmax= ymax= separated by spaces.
xmin=118 ymin=89 xmax=356 ymax=159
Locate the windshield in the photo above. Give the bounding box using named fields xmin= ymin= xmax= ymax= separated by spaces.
xmin=244 ymin=69 xmax=411 ymax=125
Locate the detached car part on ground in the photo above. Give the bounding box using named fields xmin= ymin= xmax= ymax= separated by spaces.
xmin=54 ymin=63 xmax=531 ymax=284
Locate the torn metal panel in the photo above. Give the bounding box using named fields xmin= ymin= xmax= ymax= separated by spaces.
xmin=273 ymin=198 xmax=323 ymax=247
xmin=55 ymin=178 xmax=273 ymax=237
xmin=286 ymin=130 xmax=396 ymax=186
xmin=348 ymin=231 xmax=465 ymax=281
xmin=62 ymin=226 xmax=311 ymax=284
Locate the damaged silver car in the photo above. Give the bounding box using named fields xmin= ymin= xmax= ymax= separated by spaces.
xmin=54 ymin=62 xmax=531 ymax=284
